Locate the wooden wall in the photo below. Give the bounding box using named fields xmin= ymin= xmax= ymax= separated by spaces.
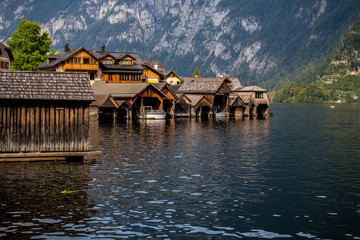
xmin=0 ymin=101 xmax=90 ymax=153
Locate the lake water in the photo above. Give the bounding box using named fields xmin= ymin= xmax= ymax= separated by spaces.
xmin=0 ymin=104 xmax=359 ymax=239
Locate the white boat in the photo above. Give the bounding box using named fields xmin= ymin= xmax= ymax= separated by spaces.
xmin=143 ymin=106 xmax=166 ymax=119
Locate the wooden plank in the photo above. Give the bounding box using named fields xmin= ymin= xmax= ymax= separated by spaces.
xmin=35 ymin=106 xmax=40 ymax=151
xmin=58 ymin=106 xmax=64 ymax=152
xmin=49 ymin=105 xmax=55 ymax=152
xmin=0 ymin=106 xmax=3 ymax=152
xmin=83 ymin=106 xmax=89 ymax=151
xmin=41 ymin=106 xmax=46 ymax=151
xmin=20 ymin=106 xmax=26 ymax=152
xmin=69 ymin=106 xmax=74 ymax=152
xmin=29 ymin=106 xmax=35 ymax=152
xmin=64 ymin=105 xmax=70 ymax=152
xmin=78 ymin=106 xmax=83 ymax=152
xmin=16 ymin=105 xmax=21 ymax=153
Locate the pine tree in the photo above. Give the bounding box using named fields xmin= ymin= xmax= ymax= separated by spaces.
xmin=192 ymin=66 xmax=201 ymax=77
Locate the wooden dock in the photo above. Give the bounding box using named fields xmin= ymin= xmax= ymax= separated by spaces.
xmin=0 ymin=151 xmax=102 ymax=162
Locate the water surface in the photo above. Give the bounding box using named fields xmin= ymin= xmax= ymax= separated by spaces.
xmin=0 ymin=103 xmax=359 ymax=239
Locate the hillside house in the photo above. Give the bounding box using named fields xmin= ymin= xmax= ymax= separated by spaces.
xmin=37 ymin=45 xmax=101 ymax=84
xmin=0 ymin=43 xmax=13 ymax=72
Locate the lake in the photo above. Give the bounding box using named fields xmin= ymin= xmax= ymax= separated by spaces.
xmin=0 ymin=103 xmax=359 ymax=239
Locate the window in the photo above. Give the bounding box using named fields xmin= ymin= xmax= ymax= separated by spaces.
xmin=109 ymin=74 xmax=113 ymax=80
xmin=90 ymin=73 xmax=95 ymax=80
xmin=255 ymin=92 xmax=263 ymax=98
xmin=0 ymin=61 xmax=3 ymax=69
xmin=121 ymin=60 xmax=132 ymax=65
xmin=90 ymin=58 xmax=96 ymax=64
xmin=103 ymin=59 xmax=113 ymax=65
xmin=67 ymin=57 xmax=81 ymax=64
xmin=83 ymin=58 xmax=90 ymax=64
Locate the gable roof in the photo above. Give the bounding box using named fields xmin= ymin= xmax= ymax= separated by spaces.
xmin=185 ymin=94 xmax=213 ymax=107
xmin=164 ymin=70 xmax=181 ymax=80
xmin=229 ymin=94 xmax=246 ymax=107
xmin=144 ymin=60 xmax=166 ymax=75
xmin=37 ymin=47 xmax=102 ymax=70
xmin=152 ymin=82 xmax=178 ymax=100
xmin=0 ymin=72 xmax=94 ymax=101
xmin=93 ymin=52 xmax=144 ymax=65
xmin=91 ymin=81 xmax=166 ymax=98
xmin=177 ymin=81 xmax=231 ymax=94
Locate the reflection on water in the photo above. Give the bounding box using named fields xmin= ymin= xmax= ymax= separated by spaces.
xmin=0 ymin=104 xmax=360 ymax=239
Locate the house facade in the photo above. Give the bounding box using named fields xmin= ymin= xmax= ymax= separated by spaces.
xmin=0 ymin=43 xmax=13 ymax=72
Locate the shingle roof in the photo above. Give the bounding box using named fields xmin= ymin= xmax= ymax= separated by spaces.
xmin=182 ymin=77 xmax=241 ymax=90
xmin=185 ymin=94 xmax=213 ymax=106
xmin=93 ymin=52 xmax=145 ymax=65
xmin=233 ymin=86 xmax=267 ymax=92
xmin=0 ymin=72 xmax=94 ymax=101
xmin=91 ymin=81 xmax=166 ymax=98
xmin=177 ymin=81 xmax=225 ymax=94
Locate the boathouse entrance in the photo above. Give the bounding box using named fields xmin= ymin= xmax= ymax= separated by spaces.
xmin=256 ymin=104 xmax=269 ymax=118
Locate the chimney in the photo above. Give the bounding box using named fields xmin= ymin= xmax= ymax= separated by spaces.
xmin=154 ymin=64 xmax=158 ymax=70
xmin=64 ymin=44 xmax=70 ymax=52
xmin=101 ymin=45 xmax=105 ymax=53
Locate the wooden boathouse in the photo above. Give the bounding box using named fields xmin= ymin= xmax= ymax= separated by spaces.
xmin=0 ymin=72 xmax=98 ymax=162
xmin=91 ymin=81 xmax=166 ymax=119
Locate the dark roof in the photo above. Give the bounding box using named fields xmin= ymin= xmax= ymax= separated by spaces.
xmin=91 ymin=81 xmax=166 ymax=98
xmin=0 ymin=42 xmax=14 ymax=61
xmin=0 ymin=72 xmax=94 ymax=101
xmin=37 ymin=47 xmax=95 ymax=69
xmin=169 ymin=85 xmax=182 ymax=93
xmin=177 ymin=81 xmax=227 ymax=94
xmin=93 ymin=52 xmax=144 ymax=65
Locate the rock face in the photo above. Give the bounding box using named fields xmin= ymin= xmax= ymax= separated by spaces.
xmin=1 ymin=0 xmax=360 ymax=88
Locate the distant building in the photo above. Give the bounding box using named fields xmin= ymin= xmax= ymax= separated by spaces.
xmin=231 ymin=86 xmax=270 ymax=118
xmin=164 ymin=70 xmax=182 ymax=85
xmin=0 ymin=43 xmax=14 ymax=72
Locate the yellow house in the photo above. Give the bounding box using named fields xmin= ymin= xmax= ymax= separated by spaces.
xmin=165 ymin=70 xmax=182 ymax=85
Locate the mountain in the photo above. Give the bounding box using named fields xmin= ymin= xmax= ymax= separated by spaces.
xmin=1 ymin=0 xmax=360 ymax=90
xmin=273 ymin=15 xmax=360 ymax=103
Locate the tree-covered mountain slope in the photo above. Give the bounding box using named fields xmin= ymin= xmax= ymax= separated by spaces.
xmin=274 ymin=15 xmax=360 ymax=103
xmin=1 ymin=0 xmax=360 ymax=90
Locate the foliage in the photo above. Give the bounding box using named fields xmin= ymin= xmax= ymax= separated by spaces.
xmin=6 ymin=19 xmax=53 ymax=71
xmin=273 ymin=14 xmax=360 ymax=103
xmin=192 ymin=66 xmax=201 ymax=78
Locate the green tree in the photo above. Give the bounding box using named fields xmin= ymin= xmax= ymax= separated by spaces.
xmin=192 ymin=66 xmax=201 ymax=77
xmin=6 ymin=19 xmax=53 ymax=71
